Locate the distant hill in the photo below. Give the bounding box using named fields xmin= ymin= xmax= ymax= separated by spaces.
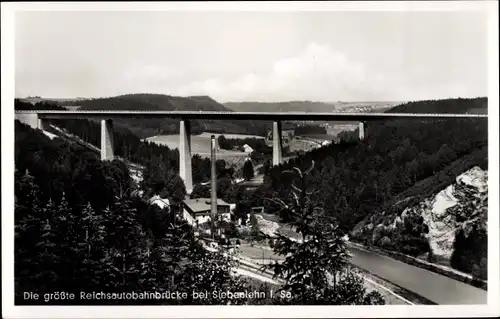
xmin=18 ymin=97 xmax=90 ymax=105
xmin=386 ymin=97 xmax=488 ymax=114
xmin=187 ymin=95 xmax=229 ymax=111
xmin=64 ymin=93 xmax=231 ymax=112
xmin=225 ymin=101 xmax=401 ymax=113
xmin=15 ymin=99 xmax=66 ymax=111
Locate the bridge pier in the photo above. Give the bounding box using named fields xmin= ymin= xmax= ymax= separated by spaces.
xmin=272 ymin=121 xmax=283 ymax=166
xmin=179 ymin=120 xmax=193 ymax=194
xmin=15 ymin=113 xmax=49 ymax=131
xmin=37 ymin=118 xmax=49 ymax=131
xmin=359 ymin=121 xmax=365 ymax=140
xmin=101 ymin=119 xmax=115 ymax=161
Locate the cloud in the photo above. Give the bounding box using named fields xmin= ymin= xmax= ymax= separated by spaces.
xmin=171 ymin=43 xmax=396 ymax=102
xmin=120 ymin=63 xmax=185 ymax=93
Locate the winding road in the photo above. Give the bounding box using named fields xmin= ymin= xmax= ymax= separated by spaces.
xmin=348 ymin=246 xmax=487 ymax=305
xmin=238 ymin=243 xmax=487 ymax=305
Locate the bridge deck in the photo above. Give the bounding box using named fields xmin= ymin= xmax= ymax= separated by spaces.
xmin=15 ymin=110 xmax=488 ymax=121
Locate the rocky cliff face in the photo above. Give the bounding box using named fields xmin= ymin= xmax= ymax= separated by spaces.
xmin=352 ymin=166 xmax=488 ymax=263
xmin=419 ymin=166 xmax=487 ymax=259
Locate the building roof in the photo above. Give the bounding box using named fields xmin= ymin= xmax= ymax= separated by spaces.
xmin=182 ymin=197 xmax=230 ymax=213
xmin=149 ymin=195 xmax=170 ymax=209
xmin=242 ymin=144 xmax=254 ymax=152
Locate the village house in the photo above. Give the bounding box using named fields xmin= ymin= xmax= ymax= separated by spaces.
xmin=182 ymin=197 xmax=232 ymax=227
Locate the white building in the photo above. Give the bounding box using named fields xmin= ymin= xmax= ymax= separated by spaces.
xmin=182 ymin=198 xmax=232 ymax=227
xmin=242 ymin=144 xmax=254 ymax=153
xmin=149 ymin=195 xmax=170 ymax=209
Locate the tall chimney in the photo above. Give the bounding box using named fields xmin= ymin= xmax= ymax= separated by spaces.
xmin=210 ymin=135 xmax=218 ymax=231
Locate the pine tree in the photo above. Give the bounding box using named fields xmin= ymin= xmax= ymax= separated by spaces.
xmin=242 ymin=160 xmax=255 ymax=180
xmin=159 ymin=220 xmax=194 ymax=304
xmin=250 ymin=214 xmax=262 ymax=241
xmin=53 ymin=193 xmax=82 ymax=292
xmin=15 ymin=170 xmax=44 ymax=302
xmin=166 ymin=173 xmax=187 ymax=205
xmin=264 ymin=161 xmax=385 ymax=305
xmin=76 ymin=202 xmax=110 ymax=292
xmin=15 ymin=170 xmax=42 ymax=223
xmin=105 ymin=195 xmax=150 ymax=293
xmin=451 ymin=228 xmax=467 ymax=272
xmin=34 ymin=216 xmax=60 ymax=293
xmin=180 ymin=239 xmax=248 ymax=305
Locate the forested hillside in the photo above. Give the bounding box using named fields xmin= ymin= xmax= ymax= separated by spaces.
xmin=15 ymin=100 xmax=67 ymax=111
xmin=243 ymin=97 xmax=488 ymax=279
xmin=386 ymin=97 xmax=487 ymax=114
xmin=15 ymin=98 xmax=232 ymax=193
xmin=63 ymin=93 xmax=230 ymax=111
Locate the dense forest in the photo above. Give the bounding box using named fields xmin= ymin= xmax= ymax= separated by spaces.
xmin=294 ymin=124 xmax=327 ymax=136
xmin=386 ymin=97 xmax=487 ymax=114
xmin=14 ymin=100 xmax=68 ymax=111
xmin=239 ymin=97 xmax=488 ymax=279
xmin=14 ymin=122 xmax=255 ymax=304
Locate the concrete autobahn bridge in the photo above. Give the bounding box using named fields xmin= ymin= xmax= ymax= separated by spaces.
xmin=15 ymin=110 xmax=487 ymax=193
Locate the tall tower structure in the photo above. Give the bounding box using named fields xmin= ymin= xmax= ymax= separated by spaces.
xmin=210 ymin=135 xmax=218 ymax=236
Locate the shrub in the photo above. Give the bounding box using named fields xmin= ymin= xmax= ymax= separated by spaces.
xmin=471 ymin=257 xmax=487 ymax=281
xmin=451 ymin=226 xmax=487 ymax=277
xmin=427 ymin=249 xmax=436 ymax=263
xmin=379 ymin=236 xmax=392 ymax=248
xmin=239 ymin=228 xmax=251 ymax=239
xmin=422 ymin=223 xmax=429 ymax=234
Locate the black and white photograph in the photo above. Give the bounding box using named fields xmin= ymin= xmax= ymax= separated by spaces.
xmin=2 ymin=1 xmax=499 ymax=318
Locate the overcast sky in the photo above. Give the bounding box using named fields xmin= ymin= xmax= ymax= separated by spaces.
xmin=15 ymin=10 xmax=488 ymax=102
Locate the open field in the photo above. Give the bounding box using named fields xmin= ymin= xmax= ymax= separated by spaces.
xmin=145 ymin=132 xmax=324 ymax=162
xmin=144 ymin=132 xmax=262 ymax=158
xmin=197 ymin=132 xmax=264 ymax=140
